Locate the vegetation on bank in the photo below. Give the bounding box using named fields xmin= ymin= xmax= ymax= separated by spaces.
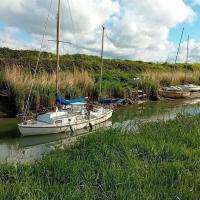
xmin=0 ymin=115 xmax=200 ymax=199
xmin=1 ymin=47 xmax=200 ymax=114
xmin=1 ymin=65 xmax=94 ymax=113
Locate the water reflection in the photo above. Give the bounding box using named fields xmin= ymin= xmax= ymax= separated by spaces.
xmin=1 ymin=98 xmax=200 ymax=164
xmin=0 ymin=121 xmax=112 ymax=164
xmin=113 ymin=99 xmax=200 ymax=133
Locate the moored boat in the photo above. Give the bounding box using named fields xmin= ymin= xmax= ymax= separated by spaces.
xmin=177 ymin=84 xmax=200 ymax=92
xmin=159 ymin=86 xmax=190 ymax=99
xmin=100 ymin=97 xmax=121 ymax=105
xmin=18 ymin=0 xmax=113 ymax=136
xmin=18 ymin=103 xmax=112 ymax=136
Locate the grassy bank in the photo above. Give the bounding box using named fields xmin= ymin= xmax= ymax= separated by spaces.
xmin=0 ymin=65 xmax=94 ymax=113
xmin=1 ymin=48 xmax=200 ymax=113
xmin=0 ymin=65 xmax=159 ymax=113
xmin=0 ymin=115 xmax=200 ymax=199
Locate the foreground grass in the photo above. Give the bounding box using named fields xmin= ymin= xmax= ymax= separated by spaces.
xmin=1 ymin=115 xmax=200 ymax=199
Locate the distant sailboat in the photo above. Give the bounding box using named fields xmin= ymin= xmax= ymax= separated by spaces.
xmin=18 ymin=0 xmax=113 ymax=136
xmin=177 ymin=35 xmax=200 ymax=92
xmin=98 ymin=26 xmax=122 ymax=105
xmin=159 ymin=86 xmax=190 ymax=98
xmin=159 ymin=28 xmax=190 ymax=99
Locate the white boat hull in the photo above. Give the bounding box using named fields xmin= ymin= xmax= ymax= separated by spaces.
xmin=18 ymin=110 xmax=113 ymax=136
xmin=159 ymin=89 xmax=190 ymax=98
xmin=179 ymin=85 xmax=200 ymax=92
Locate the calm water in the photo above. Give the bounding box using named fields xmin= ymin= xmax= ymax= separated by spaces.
xmin=1 ymin=98 xmax=200 ymax=164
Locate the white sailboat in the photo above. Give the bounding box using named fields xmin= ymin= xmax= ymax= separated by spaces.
xmin=177 ymin=84 xmax=200 ymax=92
xmin=18 ymin=0 xmax=113 ymax=136
xmin=177 ymin=35 xmax=200 ymax=92
xmin=159 ymin=28 xmax=191 ymax=99
xmin=18 ymin=103 xmax=112 ymax=136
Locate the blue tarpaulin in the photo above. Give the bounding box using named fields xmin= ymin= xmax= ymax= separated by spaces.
xmin=100 ymin=97 xmax=120 ymax=105
xmin=56 ymin=94 xmax=85 ymax=105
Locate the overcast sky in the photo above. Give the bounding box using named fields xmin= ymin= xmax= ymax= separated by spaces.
xmin=1 ymin=0 xmax=200 ymax=62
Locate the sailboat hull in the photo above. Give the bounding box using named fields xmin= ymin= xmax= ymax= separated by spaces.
xmin=18 ymin=110 xmax=113 ymax=136
xmin=177 ymin=85 xmax=200 ymax=92
xmin=159 ymin=89 xmax=190 ymax=98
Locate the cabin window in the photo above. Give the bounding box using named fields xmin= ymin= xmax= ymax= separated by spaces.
xmin=55 ymin=120 xmax=62 ymax=124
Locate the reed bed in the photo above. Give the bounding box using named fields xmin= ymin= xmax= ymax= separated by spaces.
xmin=4 ymin=65 xmax=94 ymax=90
xmin=142 ymin=69 xmax=200 ymax=86
xmin=1 ymin=64 xmax=200 ymax=113
xmin=0 ymin=115 xmax=200 ymax=199
xmin=1 ymin=65 xmax=94 ymax=112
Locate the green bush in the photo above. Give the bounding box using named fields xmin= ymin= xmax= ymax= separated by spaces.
xmin=139 ymin=79 xmax=159 ymax=100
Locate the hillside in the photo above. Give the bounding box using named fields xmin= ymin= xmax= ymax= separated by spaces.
xmin=1 ymin=47 xmax=199 ymax=73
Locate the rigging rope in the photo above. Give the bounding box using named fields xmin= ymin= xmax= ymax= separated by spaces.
xmin=64 ymin=0 xmax=77 ymax=71
xmin=23 ymin=0 xmax=53 ymax=121
xmin=66 ymin=0 xmax=76 ymax=44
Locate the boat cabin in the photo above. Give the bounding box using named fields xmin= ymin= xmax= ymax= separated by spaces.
xmin=37 ymin=103 xmax=88 ymax=125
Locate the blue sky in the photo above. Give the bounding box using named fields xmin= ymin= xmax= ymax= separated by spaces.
xmin=169 ymin=0 xmax=200 ymax=44
xmin=0 ymin=20 xmax=32 ymax=43
xmin=0 ymin=0 xmax=200 ymax=62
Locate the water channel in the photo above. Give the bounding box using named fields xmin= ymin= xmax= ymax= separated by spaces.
xmin=1 ymin=98 xmax=200 ymax=164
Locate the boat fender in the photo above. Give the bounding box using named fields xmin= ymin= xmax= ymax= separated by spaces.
xmin=89 ymin=122 xmax=93 ymax=131
xmin=68 ymin=118 xmax=74 ymax=136
xmin=69 ymin=125 xmax=74 ymax=136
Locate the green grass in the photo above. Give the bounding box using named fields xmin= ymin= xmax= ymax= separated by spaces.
xmin=0 ymin=67 xmax=158 ymax=114
xmin=1 ymin=47 xmax=200 ymax=113
xmin=1 ymin=47 xmax=200 ymax=73
xmin=0 ymin=115 xmax=200 ymax=199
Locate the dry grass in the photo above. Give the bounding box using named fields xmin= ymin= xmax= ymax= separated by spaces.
xmin=4 ymin=65 xmax=94 ymax=90
xmin=141 ymin=70 xmax=200 ymax=86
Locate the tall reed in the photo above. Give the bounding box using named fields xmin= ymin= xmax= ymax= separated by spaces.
xmin=142 ymin=70 xmax=200 ymax=86
xmin=2 ymin=65 xmax=94 ymax=112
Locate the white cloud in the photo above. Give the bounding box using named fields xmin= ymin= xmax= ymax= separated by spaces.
xmin=107 ymin=0 xmax=195 ymax=61
xmin=0 ymin=0 xmax=25 ymax=13
xmin=0 ymin=0 xmax=198 ymax=62
xmin=0 ymin=27 xmax=36 ymax=50
xmin=0 ymin=0 xmax=120 ymax=56
xmin=0 ymin=0 xmax=119 ymax=36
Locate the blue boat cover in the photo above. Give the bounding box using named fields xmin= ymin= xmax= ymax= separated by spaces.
xmin=100 ymin=97 xmax=120 ymax=105
xmin=56 ymin=94 xmax=85 ymax=105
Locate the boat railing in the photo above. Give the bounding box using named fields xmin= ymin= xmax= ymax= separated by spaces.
xmin=17 ymin=102 xmax=112 ymax=120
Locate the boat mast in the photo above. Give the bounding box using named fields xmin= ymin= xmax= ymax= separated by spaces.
xmin=99 ymin=25 xmax=105 ymax=101
xmin=185 ymin=35 xmax=190 ymax=83
xmin=56 ymin=0 xmax=61 ymax=95
xmin=175 ymin=27 xmax=184 ymax=65
xmin=172 ymin=27 xmax=184 ymax=82
xmin=186 ymin=35 xmax=190 ymax=64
